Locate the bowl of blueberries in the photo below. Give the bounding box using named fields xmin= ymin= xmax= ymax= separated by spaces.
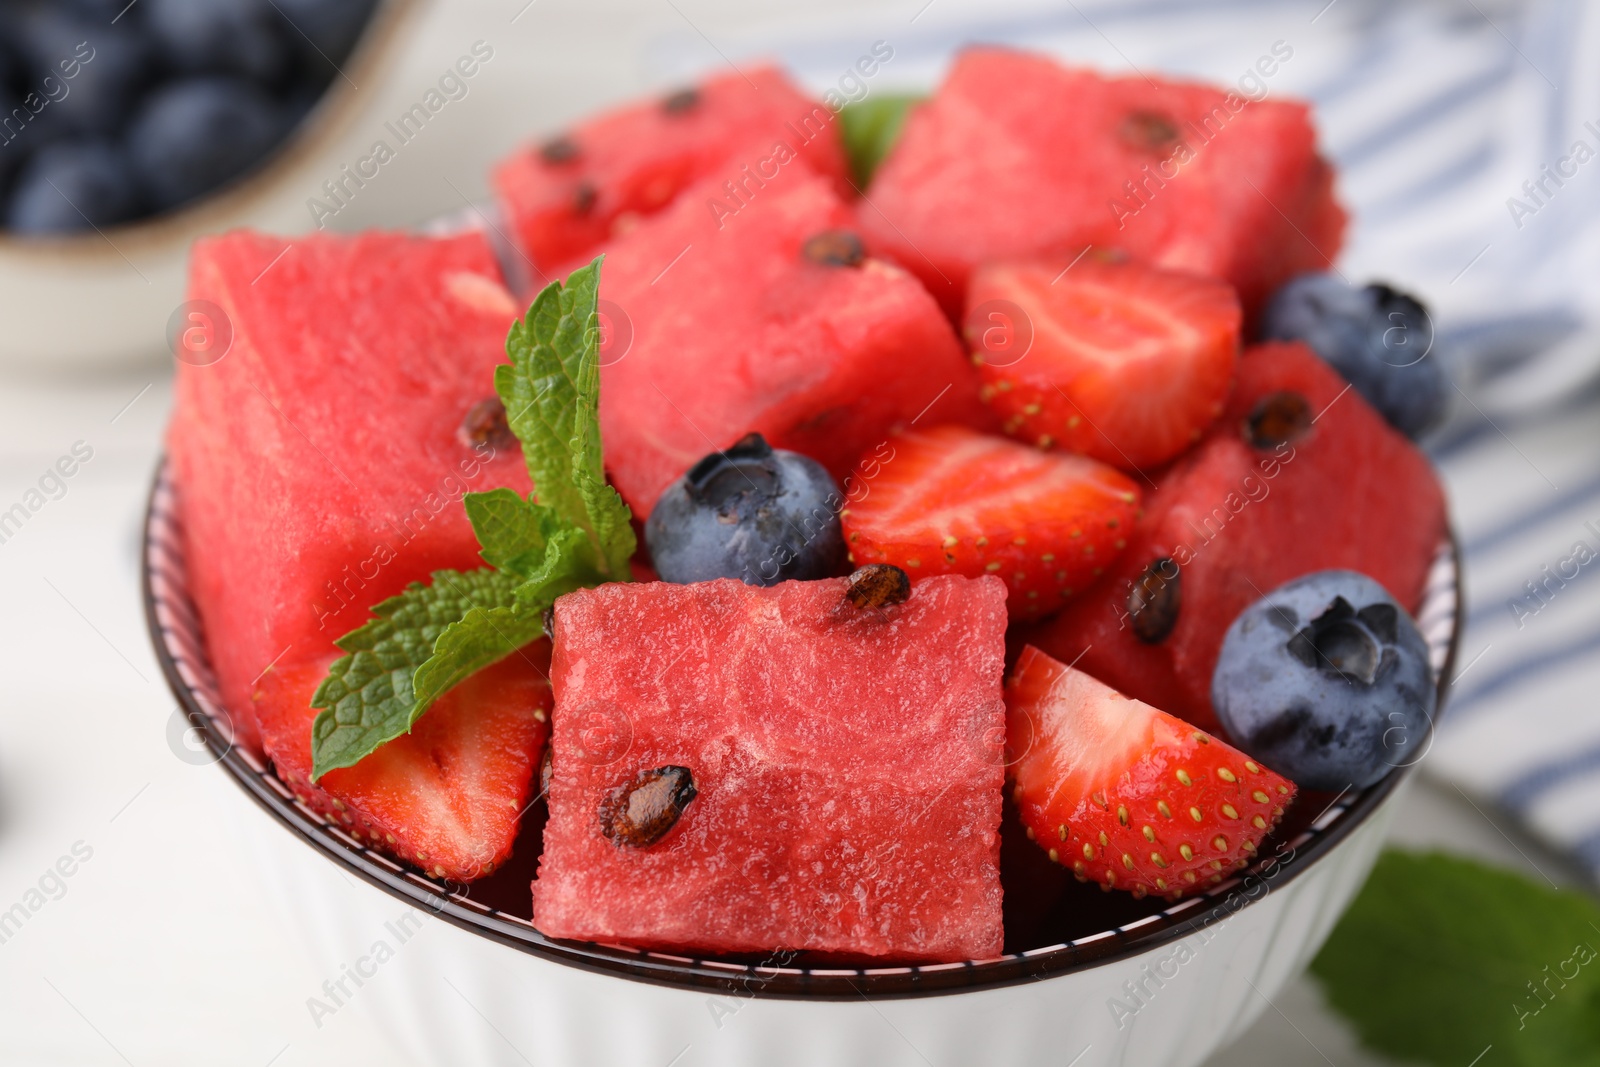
xmin=0 ymin=0 xmax=406 ymax=368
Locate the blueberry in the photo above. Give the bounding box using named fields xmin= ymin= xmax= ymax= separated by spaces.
xmin=125 ymin=77 xmax=284 ymax=211
xmin=145 ymin=0 xmax=292 ymax=84
xmin=1211 ymin=570 xmax=1435 ymax=791
xmin=1259 ymin=273 xmax=1448 ymax=439
xmin=645 ymin=433 xmax=846 ymax=586
xmin=6 ymin=139 xmax=143 ymax=233
xmin=272 ymin=0 xmax=379 ymax=67
xmin=9 ymin=5 xmax=158 ymax=137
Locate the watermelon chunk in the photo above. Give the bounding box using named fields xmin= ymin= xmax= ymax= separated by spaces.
xmin=595 ymin=167 xmax=991 ymax=518
xmin=859 ymin=48 xmax=1345 ymax=317
xmin=493 ymin=66 xmax=851 ymax=276
xmin=1024 ymin=341 xmax=1447 ymax=734
xmin=168 ymin=229 xmax=531 ymax=750
xmin=255 ymin=646 xmax=551 ymax=880
xmin=534 ymin=574 xmax=1008 ymax=961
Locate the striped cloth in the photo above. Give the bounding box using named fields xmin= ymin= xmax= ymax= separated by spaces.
xmin=694 ymin=0 xmax=1600 ymax=878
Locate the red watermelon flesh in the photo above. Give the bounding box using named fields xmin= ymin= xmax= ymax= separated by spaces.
xmin=167 ymin=229 xmax=530 ymax=751
xmin=534 ymin=574 xmax=1008 ymax=961
xmin=255 ymin=645 xmax=551 ymax=880
xmin=493 ymin=65 xmax=851 ymax=278
xmin=858 ymin=48 xmax=1345 ymax=317
xmin=1024 ymin=341 xmax=1446 ymax=735
xmin=596 ymin=168 xmax=992 ymax=518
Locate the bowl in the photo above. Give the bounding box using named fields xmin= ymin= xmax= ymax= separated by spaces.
xmin=0 ymin=0 xmax=415 ymax=374
xmin=144 ymin=461 xmax=1461 ymax=1067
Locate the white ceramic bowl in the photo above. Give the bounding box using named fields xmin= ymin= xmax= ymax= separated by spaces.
xmin=144 ymin=465 xmax=1460 ymax=1067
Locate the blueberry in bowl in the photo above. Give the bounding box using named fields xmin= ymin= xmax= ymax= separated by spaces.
xmin=1211 ymin=570 xmax=1437 ymax=791
xmin=644 ymin=432 xmax=846 ymax=586
xmin=1259 ymin=273 xmax=1448 ymax=439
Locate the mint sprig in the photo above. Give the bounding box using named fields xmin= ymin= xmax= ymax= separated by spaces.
xmin=1312 ymin=849 xmax=1600 ymax=1066
xmin=309 ymin=258 xmax=634 ymax=780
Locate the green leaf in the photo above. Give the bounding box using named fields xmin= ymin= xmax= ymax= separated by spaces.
xmin=495 ymin=256 xmax=635 ymax=578
xmin=839 ymin=95 xmax=922 ymax=187
xmin=1312 ymin=849 xmax=1600 ymax=1067
xmin=464 ymin=487 xmax=559 ymax=576
xmin=309 ymin=569 xmax=540 ymax=779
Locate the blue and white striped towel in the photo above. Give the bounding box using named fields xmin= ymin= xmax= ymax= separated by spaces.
xmin=658 ymin=0 xmax=1600 ymax=879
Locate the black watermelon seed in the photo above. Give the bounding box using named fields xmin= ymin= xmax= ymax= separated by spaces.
xmin=1119 ymin=110 xmax=1181 ymax=152
xmin=1244 ymin=391 xmax=1313 ymax=449
xmin=457 ymin=397 xmax=515 ymax=452
xmin=539 ymin=136 xmax=580 ymax=165
xmin=599 ymin=766 xmax=697 ymax=848
xmin=573 ymin=180 xmax=598 ymax=217
xmin=1128 ymin=557 xmax=1181 ymax=644
xmin=539 ymin=745 xmax=553 ymax=799
xmin=802 ymin=230 xmax=866 ymax=268
xmin=845 ymin=564 xmax=911 ymax=609
xmin=662 ymin=87 xmax=701 ymax=114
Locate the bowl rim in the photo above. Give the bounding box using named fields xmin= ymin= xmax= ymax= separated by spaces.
xmin=143 ymin=459 xmax=1462 ymax=1000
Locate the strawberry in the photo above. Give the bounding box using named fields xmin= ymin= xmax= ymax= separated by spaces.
xmin=966 ymin=257 xmax=1242 ymax=472
xmin=1005 ymin=645 xmax=1295 ymax=899
xmin=254 ymin=642 xmax=552 ymax=881
xmin=839 ymin=426 xmax=1140 ymax=620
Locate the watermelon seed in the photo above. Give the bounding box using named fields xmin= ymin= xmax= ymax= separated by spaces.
xmin=1128 ymin=557 xmax=1181 ymax=643
xmin=843 ymin=564 xmax=911 ymax=609
xmin=539 ymin=136 xmax=580 ymax=165
xmin=802 ymin=230 xmax=865 ymax=267
xmin=1244 ymin=391 xmax=1313 ymax=449
xmin=573 ymin=181 xmax=598 ymax=216
xmin=539 ymin=746 xmax=553 ymax=798
xmin=542 ymin=606 xmax=555 ymax=637
xmin=1118 ymin=110 xmax=1181 ymax=152
xmin=600 ymin=765 xmax=697 ymax=848
xmin=458 ymin=397 xmax=515 ymax=452
xmin=662 ymin=87 xmax=701 ymax=114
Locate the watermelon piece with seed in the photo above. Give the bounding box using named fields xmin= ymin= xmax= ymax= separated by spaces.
xmin=493 ymin=66 xmax=851 ymax=277
xmin=858 ymin=48 xmax=1345 ymax=317
xmin=534 ymin=574 xmax=1008 ymax=961
xmin=1023 ymin=341 xmax=1446 ymax=734
xmin=595 ymin=168 xmax=992 ymax=518
xmin=168 ymin=229 xmax=531 ymax=749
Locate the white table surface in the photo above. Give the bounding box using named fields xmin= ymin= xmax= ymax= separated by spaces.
xmin=0 ymin=1 xmax=1577 ymax=1062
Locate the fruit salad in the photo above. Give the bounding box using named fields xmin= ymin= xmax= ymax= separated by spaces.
xmin=167 ymin=48 xmax=1449 ymax=964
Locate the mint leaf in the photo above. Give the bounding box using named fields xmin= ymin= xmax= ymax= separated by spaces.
xmin=309 ymin=569 xmax=540 ymax=779
xmin=495 ymin=256 xmax=634 ymax=578
xmin=464 ymin=487 xmax=559 ymax=576
xmin=839 ymin=95 xmax=922 ymax=187
xmin=1312 ymin=849 xmax=1600 ymax=1066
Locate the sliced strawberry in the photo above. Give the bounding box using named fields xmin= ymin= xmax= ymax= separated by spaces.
xmin=254 ymin=643 xmax=552 ymax=881
xmin=1005 ymin=645 xmax=1295 ymax=899
xmin=839 ymin=426 xmax=1140 ymax=620
xmin=967 ymin=258 xmax=1241 ymax=472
